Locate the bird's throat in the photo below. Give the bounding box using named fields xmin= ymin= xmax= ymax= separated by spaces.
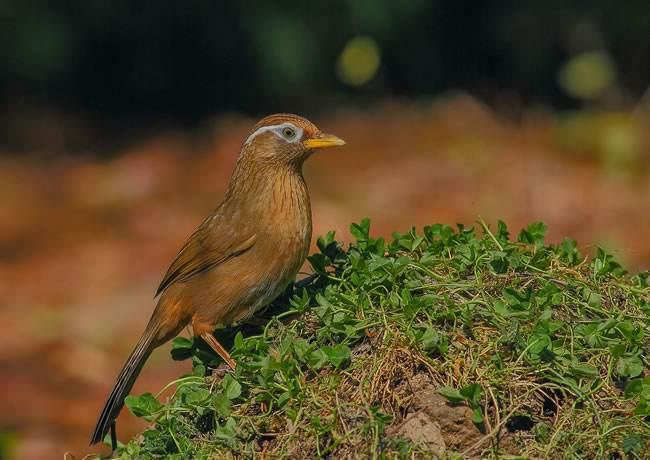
xmin=225 ymin=160 xmax=309 ymax=217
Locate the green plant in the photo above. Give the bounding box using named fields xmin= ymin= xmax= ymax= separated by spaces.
xmin=438 ymin=384 xmax=485 ymax=424
xmin=104 ymin=219 xmax=649 ymax=459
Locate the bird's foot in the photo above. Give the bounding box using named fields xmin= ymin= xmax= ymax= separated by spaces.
xmin=200 ymin=332 xmax=237 ymax=370
xmin=210 ymin=362 xmax=233 ymax=380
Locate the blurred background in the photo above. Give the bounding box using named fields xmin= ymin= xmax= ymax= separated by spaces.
xmin=1 ymin=1 xmax=649 ymax=458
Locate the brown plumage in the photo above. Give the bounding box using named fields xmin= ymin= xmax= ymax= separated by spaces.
xmin=90 ymin=113 xmax=345 ymax=446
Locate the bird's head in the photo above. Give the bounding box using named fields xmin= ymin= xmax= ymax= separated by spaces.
xmin=242 ymin=113 xmax=345 ymax=167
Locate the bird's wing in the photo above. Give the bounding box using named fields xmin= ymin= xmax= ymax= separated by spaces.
xmin=155 ymin=217 xmax=257 ymax=297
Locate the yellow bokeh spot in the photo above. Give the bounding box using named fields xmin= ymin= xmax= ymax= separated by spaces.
xmin=336 ymin=36 xmax=381 ymax=87
xmin=558 ymin=51 xmax=617 ymax=100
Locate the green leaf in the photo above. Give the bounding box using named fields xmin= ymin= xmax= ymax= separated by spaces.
xmin=307 ymin=253 xmax=328 ymax=274
xmin=471 ymin=407 xmax=484 ymax=424
xmin=590 ymin=247 xmax=626 ymax=278
xmin=518 ymin=222 xmax=547 ymax=247
xmin=306 ymin=348 xmax=329 ymax=370
xmin=623 ymin=434 xmax=644 ymax=454
xmin=322 ymin=344 xmax=351 ymax=368
xmin=419 ymin=327 xmax=446 ymax=353
xmin=533 ymin=422 xmax=551 ymax=443
xmin=568 ymin=362 xmax=600 ymax=378
xmin=292 ymin=338 xmax=310 ymax=361
xmin=616 ymin=356 xmax=644 ymax=378
xmin=221 ymin=374 xmax=242 ymax=400
xmin=528 ymin=248 xmax=552 ymax=270
xmin=277 ymin=391 xmax=292 ymax=407
xmin=181 ymin=385 xmax=211 ymax=407
xmin=492 ymin=300 xmax=513 ymax=317
xmin=624 ymin=377 xmax=650 ymax=398
xmin=212 ymin=393 xmax=232 ymax=418
xmin=233 ymin=331 xmax=245 ymax=350
xmin=438 ymin=386 xmax=464 ymax=403
xmin=634 ymin=398 xmax=650 ymax=416
xmin=460 ymin=383 xmax=483 ymax=405
xmin=489 ymin=251 xmax=509 ymax=273
xmin=557 ymin=238 xmax=580 ymax=265
xmin=214 ymin=417 xmax=238 ymax=447
xmin=191 ymin=355 xmax=207 ymax=376
xmin=125 ymin=393 xmax=163 ymax=418
xmin=170 ymin=336 xmax=194 ymax=361
xmin=315 ymin=293 xmax=334 ymax=309
xmin=316 ymin=230 xmax=337 ymax=253
xmin=350 ymin=218 xmax=371 ymax=243
xmin=526 ymin=334 xmax=552 ymax=360
xmin=582 ymin=287 xmax=602 ymax=308
xmin=496 ymin=220 xmax=510 ymax=241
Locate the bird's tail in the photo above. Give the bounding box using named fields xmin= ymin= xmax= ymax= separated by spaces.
xmin=90 ymin=317 xmax=161 ymax=445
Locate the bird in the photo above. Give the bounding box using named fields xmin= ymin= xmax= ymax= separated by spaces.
xmin=90 ymin=113 xmax=345 ymax=448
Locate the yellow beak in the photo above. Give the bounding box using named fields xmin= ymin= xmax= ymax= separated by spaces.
xmin=303 ymin=133 xmax=346 ymax=149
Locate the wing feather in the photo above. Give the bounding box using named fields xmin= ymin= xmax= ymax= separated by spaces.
xmin=155 ymin=217 xmax=256 ymax=297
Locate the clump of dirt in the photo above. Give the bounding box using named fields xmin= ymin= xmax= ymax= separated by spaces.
xmin=378 ymin=370 xmax=481 ymax=458
xmin=389 ymin=412 xmax=446 ymax=457
xmin=400 ymin=374 xmax=482 ymax=450
xmin=329 ymin=340 xmax=488 ymax=458
xmin=334 ymin=340 xmax=530 ymax=459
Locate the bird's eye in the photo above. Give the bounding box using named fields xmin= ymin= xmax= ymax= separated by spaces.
xmin=281 ymin=127 xmax=296 ymax=139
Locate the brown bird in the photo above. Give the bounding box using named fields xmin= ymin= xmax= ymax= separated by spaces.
xmin=90 ymin=113 xmax=345 ymax=446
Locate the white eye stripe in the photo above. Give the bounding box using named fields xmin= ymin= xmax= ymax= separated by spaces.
xmin=245 ymin=122 xmax=303 ymax=145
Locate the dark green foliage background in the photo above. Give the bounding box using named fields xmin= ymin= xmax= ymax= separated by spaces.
xmin=1 ymin=0 xmax=649 ymax=122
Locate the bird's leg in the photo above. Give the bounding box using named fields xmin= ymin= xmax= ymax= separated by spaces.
xmin=201 ymin=333 xmax=237 ymax=370
xmin=110 ymin=421 xmax=117 ymax=452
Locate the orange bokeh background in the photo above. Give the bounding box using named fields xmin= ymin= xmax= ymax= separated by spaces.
xmin=1 ymin=98 xmax=649 ymax=458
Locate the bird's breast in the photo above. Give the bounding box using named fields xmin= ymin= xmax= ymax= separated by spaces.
xmin=266 ymin=177 xmax=312 ymax=272
xmin=240 ymin=170 xmax=312 ymax=311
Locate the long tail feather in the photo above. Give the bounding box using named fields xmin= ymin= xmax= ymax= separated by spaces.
xmin=90 ymin=321 xmax=160 ymax=445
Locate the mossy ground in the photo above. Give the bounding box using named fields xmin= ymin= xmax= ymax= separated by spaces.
xmin=99 ymin=219 xmax=649 ymax=459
